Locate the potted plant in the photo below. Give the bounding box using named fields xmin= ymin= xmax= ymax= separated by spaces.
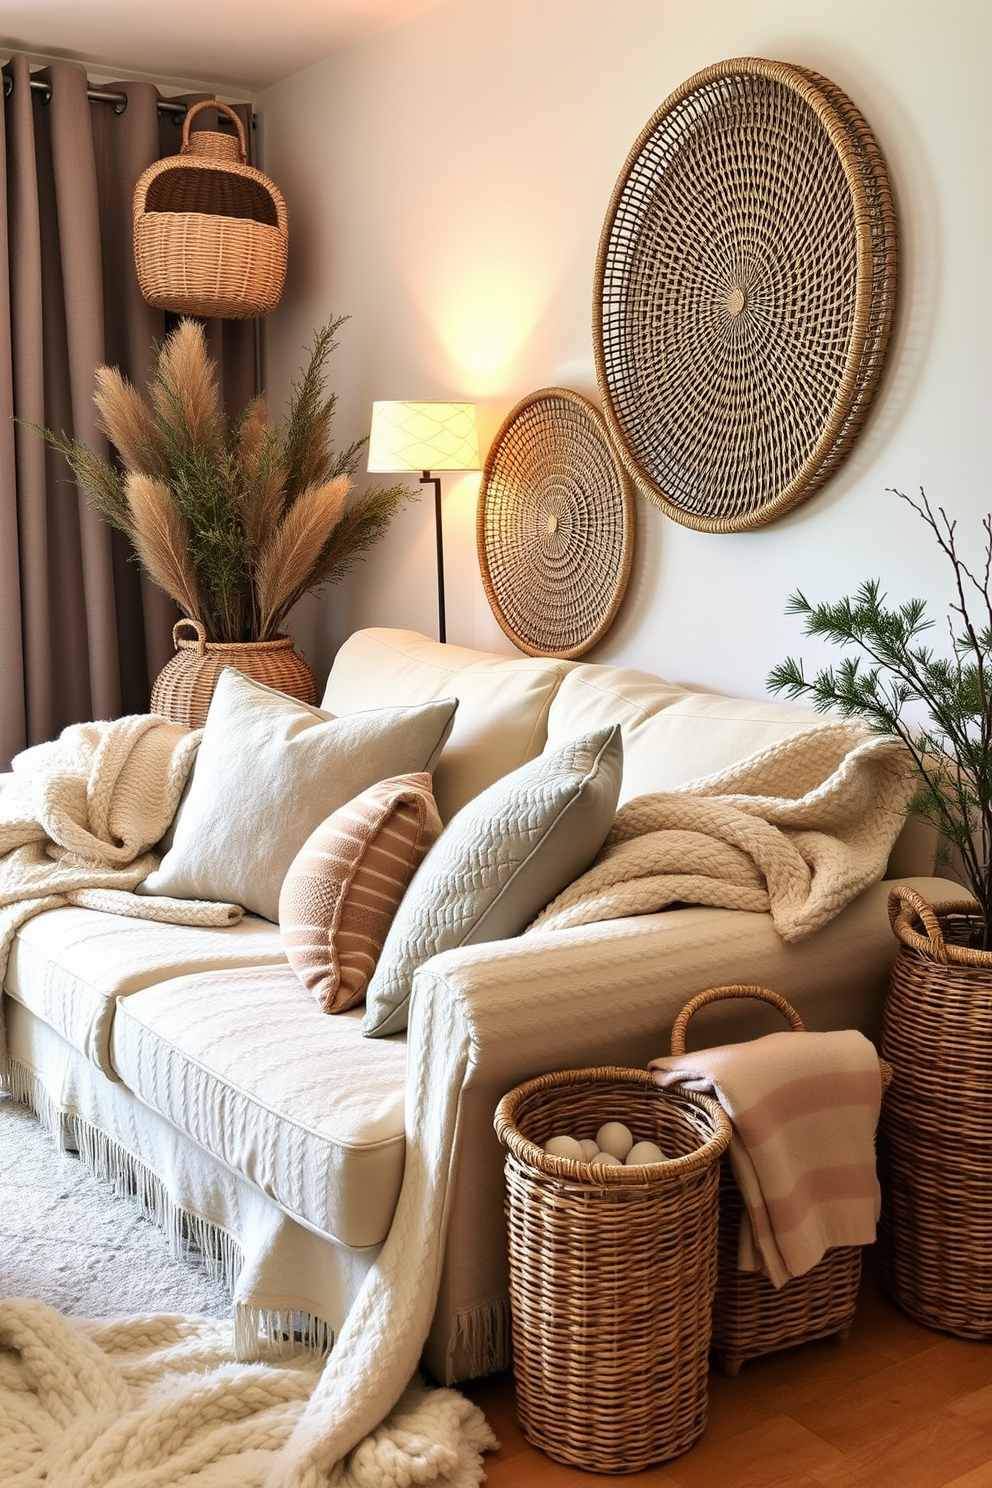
xmin=41 ymin=314 xmax=408 ymax=725
xmin=768 ymin=487 xmax=992 ymax=1340
xmin=767 ymin=488 xmax=992 ymax=950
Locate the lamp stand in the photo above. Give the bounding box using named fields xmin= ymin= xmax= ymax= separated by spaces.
xmin=420 ymin=470 xmax=445 ymax=644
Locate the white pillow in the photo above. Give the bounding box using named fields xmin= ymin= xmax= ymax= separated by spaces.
xmin=138 ymin=668 xmax=457 ymax=922
xmin=362 ymin=726 xmax=622 ymax=1037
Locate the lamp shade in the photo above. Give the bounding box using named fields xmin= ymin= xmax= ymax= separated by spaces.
xmin=367 ymin=401 xmax=479 ymax=474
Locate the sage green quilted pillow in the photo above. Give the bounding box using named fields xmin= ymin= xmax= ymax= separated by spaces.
xmin=362 ymin=725 xmax=622 ymax=1037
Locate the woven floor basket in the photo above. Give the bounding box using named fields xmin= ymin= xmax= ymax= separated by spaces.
xmin=671 ymin=985 xmax=880 ymax=1376
xmin=150 ymin=620 xmax=316 ymax=729
xmin=879 ymin=886 xmax=992 ymax=1339
xmin=133 ymin=100 xmax=288 ymax=320
xmin=494 ymin=1066 xmax=730 ymax=1472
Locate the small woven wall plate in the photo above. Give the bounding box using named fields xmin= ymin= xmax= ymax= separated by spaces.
xmin=594 ymin=57 xmax=898 ymax=532
xmin=477 ymin=388 xmax=635 ymax=658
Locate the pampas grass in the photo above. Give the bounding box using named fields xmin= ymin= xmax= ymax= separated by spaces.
xmin=37 ymin=316 xmax=409 ymax=642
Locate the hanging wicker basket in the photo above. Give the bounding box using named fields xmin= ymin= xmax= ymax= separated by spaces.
xmin=879 ymin=885 xmax=992 ymax=1339
xmin=150 ymin=620 xmax=316 ymax=729
xmin=133 ymin=100 xmax=288 ymax=320
xmin=494 ymin=1066 xmax=730 ymax=1472
xmin=671 ymin=985 xmax=887 ymax=1375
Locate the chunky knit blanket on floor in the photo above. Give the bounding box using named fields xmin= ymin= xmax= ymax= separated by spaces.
xmin=0 ymin=1300 xmax=496 ymax=1487
xmin=0 ymin=714 xmax=242 ymax=994
xmin=529 ymin=722 xmax=914 ymax=942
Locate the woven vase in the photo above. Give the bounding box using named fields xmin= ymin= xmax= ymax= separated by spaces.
xmin=150 ymin=620 xmax=317 ymax=729
xmin=878 ymin=885 xmax=992 ymax=1339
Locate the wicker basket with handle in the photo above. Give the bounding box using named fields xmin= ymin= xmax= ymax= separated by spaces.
xmin=149 ymin=620 xmax=316 ymax=729
xmin=133 ymin=100 xmax=288 ymax=320
xmin=671 ymin=984 xmax=887 ymax=1376
xmin=494 ymin=1065 xmax=731 ymax=1472
xmin=879 ymin=886 xmax=992 ymax=1338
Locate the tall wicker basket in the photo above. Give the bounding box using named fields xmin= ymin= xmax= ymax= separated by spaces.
xmin=133 ymin=100 xmax=288 ymax=320
xmin=879 ymin=886 xmax=992 ymax=1339
xmin=671 ymin=985 xmax=882 ymax=1376
xmin=494 ymin=1066 xmax=731 ymax=1473
xmin=150 ymin=620 xmax=316 ymax=729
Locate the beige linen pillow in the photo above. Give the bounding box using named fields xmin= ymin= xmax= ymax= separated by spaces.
xmin=362 ymin=725 xmax=623 ymax=1038
xmin=279 ymin=772 xmax=443 ymax=1013
xmin=138 ymin=668 xmax=456 ymax=922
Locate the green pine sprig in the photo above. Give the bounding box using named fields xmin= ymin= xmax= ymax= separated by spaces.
xmin=768 ymin=489 xmax=992 ymax=948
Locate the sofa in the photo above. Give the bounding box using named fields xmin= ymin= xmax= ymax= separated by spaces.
xmin=0 ymin=624 xmax=955 ymax=1386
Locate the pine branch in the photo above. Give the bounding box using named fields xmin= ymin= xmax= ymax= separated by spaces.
xmin=769 ymin=490 xmax=992 ymax=946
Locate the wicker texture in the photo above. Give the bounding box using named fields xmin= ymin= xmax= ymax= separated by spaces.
xmin=494 ymin=1066 xmax=730 ymax=1472
xmin=477 ymin=388 xmax=634 ymax=658
xmin=134 ymin=101 xmax=288 ymax=320
xmin=879 ymin=886 xmax=992 ymax=1339
xmin=671 ymin=985 xmax=870 ymax=1375
xmin=594 ymin=57 xmax=898 ymax=532
xmin=150 ymin=620 xmax=316 ymax=729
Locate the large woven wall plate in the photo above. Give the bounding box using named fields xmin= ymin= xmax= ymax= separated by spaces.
xmin=594 ymin=57 xmax=898 ymax=532
xmin=477 ymin=388 xmax=635 ymax=658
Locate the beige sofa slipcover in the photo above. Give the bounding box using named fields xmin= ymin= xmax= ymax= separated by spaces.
xmin=0 ymin=626 xmax=956 ymax=1383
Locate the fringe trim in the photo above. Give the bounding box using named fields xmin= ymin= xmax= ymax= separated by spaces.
xmin=70 ymin=1117 xmax=245 ymax=1294
xmin=234 ymin=1306 xmax=333 ymax=1361
xmin=2 ymin=1056 xmax=76 ymax=1152
xmin=1 ymin=1062 xmax=335 ymax=1363
xmin=446 ymin=1296 xmax=513 ymax=1383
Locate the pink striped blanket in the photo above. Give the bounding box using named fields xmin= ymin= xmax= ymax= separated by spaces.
xmin=649 ymin=1029 xmax=883 ymax=1287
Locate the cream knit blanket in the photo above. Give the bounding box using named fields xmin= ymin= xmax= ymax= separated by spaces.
xmin=529 ymin=722 xmax=914 ymax=941
xmin=0 ymin=714 xmax=242 ymax=996
xmin=0 ymin=1301 xmax=496 ymax=1487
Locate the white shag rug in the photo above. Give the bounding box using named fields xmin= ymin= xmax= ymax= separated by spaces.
xmin=0 ymin=1299 xmax=497 ymax=1487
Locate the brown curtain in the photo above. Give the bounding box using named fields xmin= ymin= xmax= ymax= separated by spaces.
xmin=0 ymin=57 xmax=259 ymax=769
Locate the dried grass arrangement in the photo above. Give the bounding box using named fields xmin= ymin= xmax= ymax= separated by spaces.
xmin=40 ymin=316 xmax=408 ymax=642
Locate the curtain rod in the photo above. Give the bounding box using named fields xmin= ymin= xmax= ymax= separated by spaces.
xmin=2 ymin=72 xmax=253 ymax=125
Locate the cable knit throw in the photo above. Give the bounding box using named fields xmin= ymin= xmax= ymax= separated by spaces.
xmin=0 ymin=1300 xmax=497 ymax=1488
xmin=0 ymin=714 xmax=242 ymax=998
xmin=529 ymin=722 xmax=914 ymax=941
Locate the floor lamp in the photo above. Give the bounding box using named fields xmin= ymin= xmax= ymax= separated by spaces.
xmin=367 ymin=401 xmax=480 ymax=643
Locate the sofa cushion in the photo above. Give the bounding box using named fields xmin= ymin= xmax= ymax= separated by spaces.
xmin=362 ymin=725 xmax=623 ymax=1037
xmin=138 ymin=668 xmax=457 ymax=922
xmin=279 ymin=773 xmax=443 ymax=1013
xmin=321 ymin=627 xmax=575 ymax=821
xmin=545 ymin=663 xmax=822 ymax=804
xmin=3 ymin=906 xmax=287 ymax=1076
xmin=109 ymin=966 xmax=408 ymax=1249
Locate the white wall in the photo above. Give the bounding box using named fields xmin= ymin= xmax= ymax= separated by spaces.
xmin=256 ymin=0 xmax=992 ymax=698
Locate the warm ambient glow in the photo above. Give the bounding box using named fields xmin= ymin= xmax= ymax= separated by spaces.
xmin=367 ymin=401 xmax=479 ymax=474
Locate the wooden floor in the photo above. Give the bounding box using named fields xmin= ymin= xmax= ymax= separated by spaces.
xmin=460 ymin=1248 xmax=992 ymax=1487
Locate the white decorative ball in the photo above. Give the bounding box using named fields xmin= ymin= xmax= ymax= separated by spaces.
xmin=544 ymin=1134 xmax=584 ymax=1161
xmin=579 ymin=1138 xmax=600 ymax=1161
xmin=596 ymin=1121 xmax=634 ymax=1159
xmin=590 ymin=1150 xmax=623 ymax=1166
xmin=625 ymin=1140 xmax=666 ymax=1166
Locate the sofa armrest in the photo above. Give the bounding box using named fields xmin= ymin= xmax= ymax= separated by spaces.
xmin=413 ymin=873 xmax=960 ymax=1382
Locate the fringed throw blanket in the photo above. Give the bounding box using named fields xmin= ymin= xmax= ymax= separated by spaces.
xmin=650 ymin=1028 xmax=884 ymax=1287
xmin=0 ymin=714 xmax=242 ymax=989
xmin=529 ymin=722 xmax=914 ymax=942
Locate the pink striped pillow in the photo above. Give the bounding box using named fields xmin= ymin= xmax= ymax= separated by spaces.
xmin=278 ymin=772 xmax=443 ymax=1013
